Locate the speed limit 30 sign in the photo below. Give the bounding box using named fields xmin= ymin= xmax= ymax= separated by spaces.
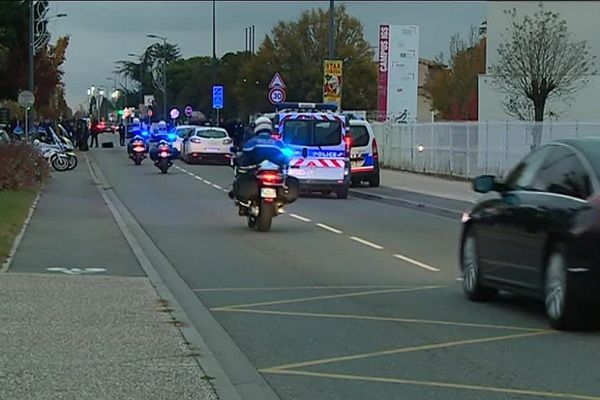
xmin=268 ymin=87 xmax=286 ymax=105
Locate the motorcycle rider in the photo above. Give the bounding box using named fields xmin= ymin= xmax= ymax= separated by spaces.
xmin=149 ymin=138 xmax=171 ymax=161
xmin=127 ymin=133 xmax=148 ymax=155
xmin=228 ymin=116 xmax=294 ymax=213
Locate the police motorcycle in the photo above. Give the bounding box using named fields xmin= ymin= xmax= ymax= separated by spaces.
xmin=32 ymin=127 xmax=76 ymax=171
xmin=149 ymin=139 xmax=174 ymax=174
xmin=127 ymin=134 xmax=149 ymax=165
xmin=229 ymin=121 xmax=299 ymax=232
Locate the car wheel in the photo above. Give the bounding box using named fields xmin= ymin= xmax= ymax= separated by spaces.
xmin=335 ymin=185 xmax=349 ymax=199
xmin=544 ymin=246 xmax=586 ymax=330
xmin=369 ymin=172 xmax=380 ymax=187
xmin=461 ymin=231 xmax=497 ymax=301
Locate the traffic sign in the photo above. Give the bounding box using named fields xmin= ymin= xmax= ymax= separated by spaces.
xmin=269 ymin=72 xmax=286 ymax=89
xmin=212 ymin=85 xmax=224 ymax=109
xmin=147 ymin=109 xmax=153 ymax=117
xmin=268 ymin=87 xmax=286 ymax=105
xmin=18 ymin=90 xmax=35 ymax=107
xmin=170 ymin=107 xmax=180 ymax=119
xmin=184 ymin=105 xmax=193 ymax=117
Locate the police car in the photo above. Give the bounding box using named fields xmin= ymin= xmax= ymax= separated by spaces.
xmin=345 ymin=115 xmax=380 ymax=187
xmin=274 ymin=102 xmax=351 ymax=199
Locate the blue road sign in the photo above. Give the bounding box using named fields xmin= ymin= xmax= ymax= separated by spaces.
xmin=212 ymin=85 xmax=224 ymax=109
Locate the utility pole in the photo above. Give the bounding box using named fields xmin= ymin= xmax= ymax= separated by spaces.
xmin=328 ymin=0 xmax=335 ymax=59
xmin=212 ymin=0 xmax=217 ymax=124
xmin=28 ymin=0 xmax=34 ymax=138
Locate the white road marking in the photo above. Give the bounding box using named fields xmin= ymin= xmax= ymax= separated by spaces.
xmin=455 ymin=277 xmax=464 ymax=281
xmin=350 ymin=236 xmax=383 ymax=250
xmin=393 ymin=254 xmax=440 ymax=272
xmin=316 ymin=223 xmax=343 ymax=234
xmin=204 ymin=180 xmax=213 ymax=185
xmin=46 ymin=267 xmax=107 ymax=275
xmin=195 ymin=176 xmax=203 ymax=180
xmin=212 ymin=183 xmax=223 ymax=189
xmin=289 ymin=213 xmax=311 ymax=222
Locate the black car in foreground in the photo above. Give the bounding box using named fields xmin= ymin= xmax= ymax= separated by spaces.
xmin=460 ymin=137 xmax=600 ymax=330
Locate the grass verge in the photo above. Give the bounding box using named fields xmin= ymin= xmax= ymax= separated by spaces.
xmin=0 ymin=189 xmax=39 ymax=264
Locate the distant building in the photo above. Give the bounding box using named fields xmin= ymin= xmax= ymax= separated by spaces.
xmin=478 ymin=1 xmax=600 ymax=122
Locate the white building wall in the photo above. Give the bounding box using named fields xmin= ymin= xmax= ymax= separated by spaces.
xmin=479 ymin=1 xmax=600 ymax=122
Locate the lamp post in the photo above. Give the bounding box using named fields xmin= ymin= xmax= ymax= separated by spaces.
xmin=147 ymin=34 xmax=168 ymax=120
xmin=328 ymin=0 xmax=335 ymax=59
xmin=212 ymin=0 xmax=217 ymax=123
xmin=128 ymin=53 xmax=144 ymax=109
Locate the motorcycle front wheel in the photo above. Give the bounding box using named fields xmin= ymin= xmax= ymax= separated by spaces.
xmin=67 ymin=154 xmax=78 ymax=170
xmin=51 ymin=154 xmax=70 ymax=171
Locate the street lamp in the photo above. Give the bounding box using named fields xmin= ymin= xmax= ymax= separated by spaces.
xmin=147 ymin=34 xmax=168 ymax=120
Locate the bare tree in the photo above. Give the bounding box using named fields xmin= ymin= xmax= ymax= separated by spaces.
xmin=491 ymin=2 xmax=596 ymax=147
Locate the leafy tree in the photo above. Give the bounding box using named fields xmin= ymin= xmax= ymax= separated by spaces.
xmin=491 ymin=2 xmax=596 ymax=147
xmin=424 ymin=28 xmax=485 ymax=121
xmin=239 ymin=4 xmax=376 ymax=112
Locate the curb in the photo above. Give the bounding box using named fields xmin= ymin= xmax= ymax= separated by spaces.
xmin=1 ymin=187 xmax=44 ymax=273
xmin=349 ymin=188 xmax=467 ymax=218
xmin=84 ymin=153 xmax=279 ymax=400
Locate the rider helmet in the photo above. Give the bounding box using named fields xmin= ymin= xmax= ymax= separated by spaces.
xmin=253 ymin=116 xmax=272 ymax=135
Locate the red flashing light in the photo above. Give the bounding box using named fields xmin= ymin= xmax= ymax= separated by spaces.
xmin=372 ymin=138 xmax=379 ymax=159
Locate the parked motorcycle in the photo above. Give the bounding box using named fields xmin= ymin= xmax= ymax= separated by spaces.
xmin=34 ymin=139 xmax=71 ymax=171
xmin=129 ymin=137 xmax=148 ymax=165
xmin=152 ymin=141 xmax=173 ymax=174
xmin=232 ymin=160 xmax=299 ymax=232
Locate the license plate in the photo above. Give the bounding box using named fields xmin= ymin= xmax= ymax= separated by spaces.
xmin=260 ymin=188 xmax=277 ymax=199
xmin=289 ymin=168 xmax=306 ymax=176
xmin=160 ymin=151 xmax=168 ymax=157
xmin=133 ymin=146 xmax=145 ymax=152
xmin=351 ymin=161 xmax=363 ymax=168
xmin=205 ymin=147 xmax=220 ymax=153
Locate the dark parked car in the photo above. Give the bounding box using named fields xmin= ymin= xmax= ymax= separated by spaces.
xmin=460 ymin=137 xmax=600 ymax=330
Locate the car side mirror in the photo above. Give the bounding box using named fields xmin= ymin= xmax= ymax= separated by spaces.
xmin=472 ymin=175 xmax=502 ymax=193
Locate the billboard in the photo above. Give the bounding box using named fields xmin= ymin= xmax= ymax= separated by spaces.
xmin=377 ymin=25 xmax=419 ymax=123
xmin=323 ymin=59 xmax=343 ymax=110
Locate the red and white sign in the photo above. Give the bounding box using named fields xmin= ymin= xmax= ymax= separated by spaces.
xmin=291 ymin=158 xmax=345 ymax=168
xmin=269 ymin=72 xmax=286 ymax=89
xmin=268 ymin=87 xmax=286 ymax=105
xmin=377 ymin=25 xmax=390 ymax=122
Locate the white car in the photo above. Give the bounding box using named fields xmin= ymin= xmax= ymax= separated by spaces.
xmin=181 ymin=126 xmax=233 ymax=164
xmin=172 ymin=125 xmax=199 ymax=153
xmin=347 ymin=117 xmax=380 ymax=187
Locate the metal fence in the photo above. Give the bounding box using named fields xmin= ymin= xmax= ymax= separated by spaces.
xmin=371 ymin=121 xmax=600 ymax=179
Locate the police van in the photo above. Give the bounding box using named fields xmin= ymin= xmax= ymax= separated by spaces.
xmin=344 ymin=114 xmax=380 ymax=187
xmin=274 ymin=102 xmax=351 ymax=199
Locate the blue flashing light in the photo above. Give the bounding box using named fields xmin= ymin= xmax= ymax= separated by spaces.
xmin=281 ymin=147 xmax=295 ymax=159
xmin=141 ymin=130 xmax=149 ymax=137
xmin=167 ymin=133 xmax=177 ymax=141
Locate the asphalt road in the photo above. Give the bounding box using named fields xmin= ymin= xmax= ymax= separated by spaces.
xmin=90 ymin=138 xmax=600 ymax=400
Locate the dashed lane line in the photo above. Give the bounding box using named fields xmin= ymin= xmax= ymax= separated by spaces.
xmin=316 ymin=223 xmax=343 ymax=234
xmin=289 ymin=213 xmax=311 ymax=222
xmin=350 ymin=236 xmax=384 ymax=250
xmin=394 ymin=253 xmax=441 ymax=272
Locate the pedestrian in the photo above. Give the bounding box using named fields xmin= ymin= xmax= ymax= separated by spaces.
xmin=89 ymin=118 xmax=99 ymax=148
xmin=118 ymin=122 xmax=126 ymax=146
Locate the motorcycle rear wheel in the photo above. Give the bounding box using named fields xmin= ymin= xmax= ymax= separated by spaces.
xmin=255 ymin=200 xmax=274 ymax=232
xmin=67 ymin=154 xmax=78 ymax=170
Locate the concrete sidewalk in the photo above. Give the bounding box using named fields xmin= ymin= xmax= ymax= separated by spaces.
xmin=0 ymin=156 xmax=217 ymax=400
xmin=379 ymin=168 xmax=481 ymax=203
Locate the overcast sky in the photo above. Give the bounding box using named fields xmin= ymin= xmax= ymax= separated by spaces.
xmin=47 ymin=1 xmax=486 ymax=109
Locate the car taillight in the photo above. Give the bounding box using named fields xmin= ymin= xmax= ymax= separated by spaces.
xmin=372 ymin=138 xmax=379 ymax=160
xmin=258 ymin=171 xmax=283 ymax=185
xmin=344 ymin=135 xmax=352 ymax=156
xmin=223 ymin=138 xmax=232 ymax=145
xmin=190 ymin=137 xmax=202 ymax=143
